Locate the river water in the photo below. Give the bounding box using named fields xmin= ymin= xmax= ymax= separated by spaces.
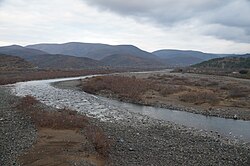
xmin=9 ymin=75 xmax=250 ymax=143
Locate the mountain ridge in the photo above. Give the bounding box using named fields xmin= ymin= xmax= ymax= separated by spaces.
xmin=26 ymin=42 xmax=156 ymax=60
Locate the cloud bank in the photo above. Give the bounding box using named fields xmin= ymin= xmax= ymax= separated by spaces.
xmin=0 ymin=0 xmax=249 ymax=53
xmin=84 ymin=0 xmax=250 ymax=43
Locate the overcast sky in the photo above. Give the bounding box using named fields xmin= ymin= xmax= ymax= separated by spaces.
xmin=0 ymin=0 xmax=250 ymax=53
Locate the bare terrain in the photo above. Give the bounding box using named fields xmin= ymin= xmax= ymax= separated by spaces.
xmin=1 ymin=70 xmax=250 ymax=165
xmin=81 ymin=70 xmax=250 ymax=120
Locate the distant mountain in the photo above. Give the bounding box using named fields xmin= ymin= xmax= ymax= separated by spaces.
xmin=0 ymin=45 xmax=47 ymax=59
xmin=193 ymin=55 xmax=250 ymax=69
xmin=153 ymin=49 xmax=221 ymax=60
xmin=4 ymin=43 xmax=247 ymax=69
xmin=162 ymin=56 xmax=204 ymax=67
xmin=100 ymin=54 xmax=164 ymax=68
xmin=0 ymin=44 xmax=165 ymax=69
xmin=26 ymin=42 xmax=157 ymax=60
xmin=152 ymin=49 xmax=228 ymax=66
xmin=27 ymin=54 xmax=101 ymax=69
xmin=0 ymin=54 xmax=34 ymax=70
xmin=0 ymin=45 xmax=101 ymax=69
xmin=233 ymin=54 xmax=250 ymax=58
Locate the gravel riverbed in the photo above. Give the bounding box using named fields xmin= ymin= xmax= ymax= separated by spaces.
xmin=1 ymin=76 xmax=250 ymax=165
xmin=0 ymin=87 xmax=37 ymax=166
xmin=55 ymin=79 xmax=250 ymax=165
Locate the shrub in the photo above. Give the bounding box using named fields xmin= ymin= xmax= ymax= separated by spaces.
xmin=179 ymin=91 xmax=218 ymax=105
xmin=16 ymin=95 xmax=39 ymax=110
xmin=16 ymin=96 xmax=88 ymax=129
xmin=16 ymin=96 xmax=111 ymax=157
xmin=85 ymin=126 xmax=111 ymax=157
xmin=239 ymin=70 xmax=248 ymax=74
xmin=228 ymin=88 xmax=248 ymax=98
xmin=82 ymin=76 xmax=154 ymax=100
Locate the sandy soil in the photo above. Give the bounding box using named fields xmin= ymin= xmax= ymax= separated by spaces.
xmin=18 ymin=128 xmax=105 ymax=166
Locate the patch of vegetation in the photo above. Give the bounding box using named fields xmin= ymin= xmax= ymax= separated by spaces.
xmin=82 ymin=76 xmax=183 ymax=102
xmin=179 ymin=91 xmax=219 ymax=105
xmin=15 ymin=95 xmax=111 ymax=157
xmin=81 ymin=74 xmax=250 ymax=109
xmin=193 ymin=57 xmax=250 ymax=69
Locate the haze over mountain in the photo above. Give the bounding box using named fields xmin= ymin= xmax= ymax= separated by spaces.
xmin=152 ymin=49 xmax=231 ymax=66
xmin=0 ymin=45 xmax=101 ymax=69
xmin=26 ymin=42 xmax=156 ymax=60
xmin=0 ymin=44 xmax=165 ymax=69
xmin=1 ymin=43 xmax=249 ymax=69
xmin=0 ymin=45 xmax=47 ymax=59
xmin=26 ymin=54 xmax=101 ymax=69
xmin=26 ymin=42 xmax=166 ymax=68
xmin=100 ymin=54 xmax=163 ymax=68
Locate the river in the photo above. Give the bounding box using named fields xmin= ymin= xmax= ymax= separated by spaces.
xmin=9 ymin=74 xmax=250 ymax=143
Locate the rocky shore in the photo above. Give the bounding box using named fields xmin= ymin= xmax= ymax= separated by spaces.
xmin=0 ymin=87 xmax=37 ymax=166
xmin=94 ymin=119 xmax=250 ymax=165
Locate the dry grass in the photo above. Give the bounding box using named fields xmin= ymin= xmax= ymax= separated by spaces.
xmin=16 ymin=95 xmax=111 ymax=157
xmin=81 ymin=74 xmax=250 ymax=109
xmin=85 ymin=126 xmax=111 ymax=157
xmin=179 ymin=91 xmax=219 ymax=105
xmin=82 ymin=76 xmax=154 ymax=101
xmin=82 ymin=76 xmax=183 ymax=101
xmin=16 ymin=96 xmax=88 ymax=129
xmin=227 ymin=87 xmax=249 ymax=98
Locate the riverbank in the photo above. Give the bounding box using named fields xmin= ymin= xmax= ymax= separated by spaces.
xmin=0 ymin=87 xmax=109 ymax=166
xmin=4 ymin=76 xmax=250 ymax=165
xmin=53 ymin=81 xmax=250 ymax=165
xmin=78 ymin=70 xmax=250 ymax=120
xmin=0 ymin=88 xmax=37 ymax=165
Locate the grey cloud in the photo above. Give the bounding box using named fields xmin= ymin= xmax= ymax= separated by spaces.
xmin=84 ymin=0 xmax=225 ymax=25
xmin=83 ymin=0 xmax=250 ymax=43
xmin=205 ymin=25 xmax=250 ymax=43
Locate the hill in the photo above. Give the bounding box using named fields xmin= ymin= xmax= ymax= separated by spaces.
xmin=0 ymin=45 xmax=47 ymax=59
xmin=100 ymin=54 xmax=163 ymax=68
xmin=0 ymin=45 xmax=101 ymax=69
xmin=162 ymin=56 xmax=204 ymax=67
xmin=0 ymin=54 xmax=34 ymax=70
xmin=193 ymin=56 xmax=250 ymax=69
xmin=152 ymin=49 xmax=223 ymax=67
xmin=27 ymin=54 xmax=101 ymax=69
xmin=26 ymin=42 xmax=157 ymax=60
xmin=0 ymin=45 xmax=165 ymax=69
xmin=26 ymin=42 xmax=166 ymax=68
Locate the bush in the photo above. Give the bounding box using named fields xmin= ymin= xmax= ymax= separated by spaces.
xmin=85 ymin=126 xmax=111 ymax=157
xmin=239 ymin=70 xmax=248 ymax=74
xmin=16 ymin=96 xmax=111 ymax=157
xmin=82 ymin=76 xmax=154 ymax=100
xmin=228 ymin=88 xmax=248 ymax=98
xmin=16 ymin=95 xmax=39 ymax=110
xmin=179 ymin=91 xmax=218 ymax=105
xmin=16 ymin=96 xmax=88 ymax=129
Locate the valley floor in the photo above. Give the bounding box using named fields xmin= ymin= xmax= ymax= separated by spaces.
xmin=1 ymin=86 xmax=250 ymax=165
xmin=80 ymin=69 xmax=250 ymax=120
xmin=1 ymin=70 xmax=250 ymax=165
